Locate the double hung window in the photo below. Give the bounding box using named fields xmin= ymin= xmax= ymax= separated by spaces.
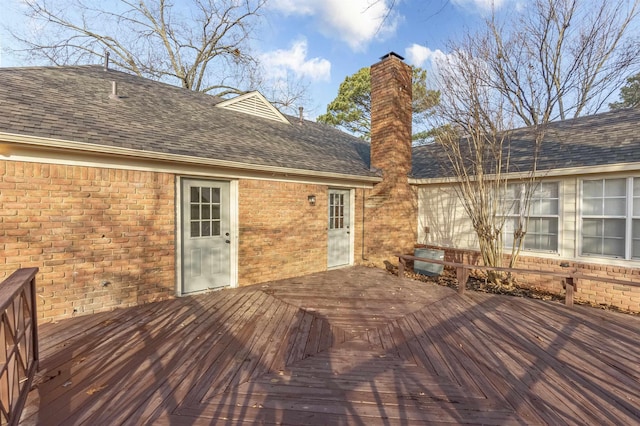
xmin=503 ymin=182 xmax=559 ymax=252
xmin=581 ymin=177 xmax=640 ymax=259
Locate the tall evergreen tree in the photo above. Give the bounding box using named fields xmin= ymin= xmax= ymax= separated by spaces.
xmin=317 ymin=66 xmax=439 ymax=142
xmin=610 ymin=72 xmax=640 ymax=109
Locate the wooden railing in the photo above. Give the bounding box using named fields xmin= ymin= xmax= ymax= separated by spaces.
xmin=397 ymin=254 xmax=639 ymax=308
xmin=0 ymin=268 xmax=39 ymax=426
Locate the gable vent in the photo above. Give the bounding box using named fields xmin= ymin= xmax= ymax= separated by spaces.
xmin=216 ymin=91 xmax=290 ymax=124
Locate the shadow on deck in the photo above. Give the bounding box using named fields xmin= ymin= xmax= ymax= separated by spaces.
xmin=20 ymin=266 xmax=640 ymax=425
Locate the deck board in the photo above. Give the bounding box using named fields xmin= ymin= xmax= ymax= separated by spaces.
xmin=468 ymin=296 xmax=640 ymax=424
xmin=20 ymin=266 xmax=640 ymax=425
xmin=85 ymin=289 xmax=263 ymax=425
xmin=426 ymin=295 xmax=557 ymax=424
xmin=57 ymin=290 xmax=253 ymax=425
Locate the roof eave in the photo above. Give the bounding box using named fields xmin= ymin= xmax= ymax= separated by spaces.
xmin=0 ymin=132 xmax=381 ymax=184
xmin=409 ymin=162 xmax=640 ymax=185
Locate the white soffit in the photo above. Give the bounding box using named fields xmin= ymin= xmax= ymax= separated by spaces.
xmin=216 ymin=91 xmax=290 ymax=124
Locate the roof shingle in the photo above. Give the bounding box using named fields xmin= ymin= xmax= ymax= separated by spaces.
xmin=4 ymin=65 xmax=637 ymax=182
xmin=0 ymin=66 xmax=376 ymax=178
xmin=412 ymin=108 xmax=640 ymax=179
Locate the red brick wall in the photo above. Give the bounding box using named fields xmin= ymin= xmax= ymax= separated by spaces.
xmin=1 ymin=160 xmax=369 ymax=322
xmin=0 ymin=161 xmax=176 ymax=323
xmin=238 ymin=180 xmax=328 ymax=285
xmin=514 ymin=256 xmax=640 ymax=312
xmin=428 ymin=246 xmax=640 ymax=313
xmin=0 ymin=159 xmax=418 ymax=323
xmin=236 ymin=178 xmax=420 ymax=283
xmin=360 ymin=185 xmax=417 ymax=266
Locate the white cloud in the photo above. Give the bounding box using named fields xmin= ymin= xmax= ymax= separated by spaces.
xmin=260 ymin=39 xmax=331 ymax=82
xmin=405 ymin=44 xmax=448 ymax=68
xmin=267 ymin=0 xmax=315 ymax=15
xmin=451 ymin=0 xmax=507 ymax=12
xmin=269 ymin=0 xmax=400 ymax=51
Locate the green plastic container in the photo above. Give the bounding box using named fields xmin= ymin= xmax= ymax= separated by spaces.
xmin=414 ymin=248 xmax=445 ymax=276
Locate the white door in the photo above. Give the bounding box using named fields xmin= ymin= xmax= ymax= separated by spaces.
xmin=327 ymin=189 xmax=351 ymax=268
xmin=181 ymin=179 xmax=231 ymax=293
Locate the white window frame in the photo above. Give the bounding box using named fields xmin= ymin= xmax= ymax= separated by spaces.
xmin=502 ymin=181 xmax=560 ymax=253
xmin=580 ymin=177 xmax=639 ymax=260
xmin=634 ymin=179 xmax=640 ymax=259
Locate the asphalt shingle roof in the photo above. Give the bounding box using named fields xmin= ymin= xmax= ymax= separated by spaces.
xmin=412 ymin=107 xmax=640 ymax=179
xmin=0 ymin=66 xmax=376 ymax=178
xmin=3 ymin=66 xmax=638 ymax=182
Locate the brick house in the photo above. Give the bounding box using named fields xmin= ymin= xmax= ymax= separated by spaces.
xmin=412 ymin=108 xmax=640 ymax=312
xmin=0 ymin=53 xmax=416 ymax=322
xmin=3 ymin=50 xmax=638 ymax=322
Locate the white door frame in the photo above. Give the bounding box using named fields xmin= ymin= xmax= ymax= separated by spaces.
xmin=176 ymin=177 xmax=238 ymax=295
xmin=327 ymin=188 xmax=355 ymax=268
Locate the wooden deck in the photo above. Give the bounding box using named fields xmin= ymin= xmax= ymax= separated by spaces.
xmin=21 ymin=266 xmax=640 ymax=425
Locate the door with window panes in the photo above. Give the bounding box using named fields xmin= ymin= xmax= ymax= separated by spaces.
xmin=327 ymin=189 xmax=351 ymax=268
xmin=181 ymin=179 xmax=230 ymax=293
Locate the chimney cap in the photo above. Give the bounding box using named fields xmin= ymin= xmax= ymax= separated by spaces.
xmin=380 ymin=52 xmax=404 ymax=61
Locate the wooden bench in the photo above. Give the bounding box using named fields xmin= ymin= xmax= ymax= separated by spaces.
xmin=397 ymin=254 xmax=638 ymax=308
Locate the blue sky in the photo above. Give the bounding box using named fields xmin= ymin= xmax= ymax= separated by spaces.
xmin=257 ymin=0 xmax=506 ymax=117
xmin=0 ymin=0 xmax=512 ymax=119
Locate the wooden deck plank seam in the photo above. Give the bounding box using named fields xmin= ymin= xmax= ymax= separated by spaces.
xmin=465 ymin=296 xmax=637 ymax=424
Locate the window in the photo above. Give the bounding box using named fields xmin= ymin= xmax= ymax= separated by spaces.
xmin=581 ymin=177 xmax=640 ymax=259
xmin=503 ymin=182 xmax=559 ymax=252
xmin=329 ymin=192 xmax=345 ymax=229
xmin=634 ymin=179 xmax=640 ymax=259
xmin=189 ymin=186 xmax=221 ymax=238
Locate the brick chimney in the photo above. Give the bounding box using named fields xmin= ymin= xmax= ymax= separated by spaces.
xmin=361 ymin=52 xmax=416 ymax=267
xmin=370 ymin=52 xmax=412 ymax=183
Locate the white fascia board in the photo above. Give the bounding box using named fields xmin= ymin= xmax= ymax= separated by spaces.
xmin=409 ymin=162 xmax=640 ymax=185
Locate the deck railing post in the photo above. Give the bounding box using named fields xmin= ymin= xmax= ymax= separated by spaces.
xmin=563 ymin=277 xmax=577 ymax=307
xmin=398 ymin=256 xmax=405 ymax=278
xmin=30 ymin=275 xmax=40 ymax=369
xmin=0 ymin=267 xmax=39 ymax=426
xmin=456 ymin=267 xmax=469 ymax=296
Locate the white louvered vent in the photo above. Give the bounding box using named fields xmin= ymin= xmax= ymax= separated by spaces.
xmin=216 ymin=91 xmax=290 ymax=124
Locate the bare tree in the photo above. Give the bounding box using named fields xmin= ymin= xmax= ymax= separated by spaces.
xmin=8 ymin=0 xmax=306 ymax=106
xmin=433 ymin=37 xmax=531 ymax=286
xmin=432 ymin=0 xmax=639 ymax=285
xmin=258 ymin=69 xmax=312 ymax=114
xmin=484 ymin=0 xmax=640 ymax=125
